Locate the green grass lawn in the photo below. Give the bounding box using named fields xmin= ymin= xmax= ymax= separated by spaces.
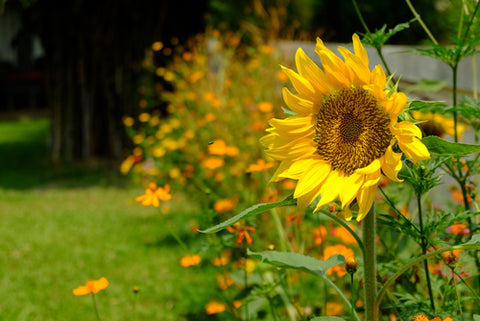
xmin=0 ymin=117 xmax=218 ymax=321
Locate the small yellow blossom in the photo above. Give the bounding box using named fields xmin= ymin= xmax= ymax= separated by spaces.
xmin=135 ymin=183 xmax=172 ymax=207
xmin=180 ymin=254 xmax=202 ymax=267
xmin=73 ymin=277 xmax=109 ymax=296
xmin=205 ymin=301 xmax=226 ymax=315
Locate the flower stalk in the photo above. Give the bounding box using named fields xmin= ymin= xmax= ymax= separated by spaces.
xmin=362 ymin=205 xmax=377 ymax=321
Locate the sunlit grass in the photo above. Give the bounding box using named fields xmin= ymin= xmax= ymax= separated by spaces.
xmin=0 ymin=118 xmax=218 ymax=320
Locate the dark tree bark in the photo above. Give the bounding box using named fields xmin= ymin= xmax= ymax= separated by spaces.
xmin=26 ymin=0 xmax=206 ymax=161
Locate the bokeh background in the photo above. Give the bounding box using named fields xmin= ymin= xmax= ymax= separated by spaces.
xmin=0 ymin=0 xmax=471 ymax=320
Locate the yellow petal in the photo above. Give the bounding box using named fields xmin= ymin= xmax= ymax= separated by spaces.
xmin=356 ymin=185 xmax=377 ymax=221
xmin=356 ymin=158 xmax=381 ymax=175
xmin=381 ymin=145 xmax=403 ymax=182
xmin=352 ymin=34 xmax=369 ymax=68
xmin=280 ymin=66 xmax=315 ymax=98
xmin=339 ymin=173 xmax=364 ymax=208
xmin=393 ymin=121 xmax=422 ymax=140
xmin=73 ymin=285 xmax=90 ymax=296
xmin=294 ymin=161 xmax=330 ymax=199
xmin=295 ymin=48 xmax=331 ymax=96
xmin=337 ymin=46 xmax=370 ymax=85
xmin=276 ymin=158 xmax=317 ymax=181
xmin=268 ymin=115 xmax=315 ymax=135
xmin=282 ymin=87 xmax=315 ymax=115
xmin=398 ymin=137 xmax=431 ymax=161
xmin=387 ymin=92 xmax=407 ymax=120
xmin=297 ymin=184 xmax=322 ymax=211
xmin=314 ymin=170 xmax=346 ymax=211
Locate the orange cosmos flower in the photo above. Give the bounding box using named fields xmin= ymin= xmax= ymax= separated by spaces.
xmin=180 ymin=254 xmax=202 ymax=267
xmin=413 ymin=315 xmax=452 ymax=321
xmin=248 ymin=159 xmax=274 ymax=172
xmin=216 ymin=273 xmax=234 ymax=290
xmin=202 ymin=157 xmax=225 ymax=170
xmin=323 ymin=244 xmax=354 ymax=277
xmin=258 ymin=101 xmax=274 ymax=112
xmin=208 ymin=139 xmax=239 ymax=157
xmin=214 ymin=198 xmax=237 ymax=213
xmin=205 ymin=301 xmax=226 ymax=315
xmin=135 ymin=183 xmax=172 ymax=207
xmin=227 ymin=222 xmax=256 ymax=246
xmin=73 ymin=277 xmax=109 ymax=296
xmin=313 ymin=225 xmax=327 ymax=246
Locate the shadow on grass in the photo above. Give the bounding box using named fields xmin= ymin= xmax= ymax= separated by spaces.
xmin=0 ymin=116 xmax=129 ymax=189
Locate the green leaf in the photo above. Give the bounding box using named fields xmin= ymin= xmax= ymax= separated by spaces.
xmin=422 ymin=136 xmax=480 ymax=156
xmin=247 ymin=249 xmax=344 ymax=276
xmin=405 ymin=79 xmax=447 ymax=93
xmin=310 ymin=317 xmax=347 ymax=321
xmin=199 ymin=194 xmax=296 ymax=233
xmin=464 ymin=234 xmax=480 ymax=246
xmin=473 ymin=314 xmax=480 ymax=321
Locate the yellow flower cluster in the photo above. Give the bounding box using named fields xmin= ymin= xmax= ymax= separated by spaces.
xmin=122 ymin=30 xmax=290 ymax=211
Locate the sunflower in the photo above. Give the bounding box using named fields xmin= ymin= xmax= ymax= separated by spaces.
xmin=261 ymin=34 xmax=430 ymax=221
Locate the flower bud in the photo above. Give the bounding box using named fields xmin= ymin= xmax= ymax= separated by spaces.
xmin=345 ymin=255 xmax=358 ymax=274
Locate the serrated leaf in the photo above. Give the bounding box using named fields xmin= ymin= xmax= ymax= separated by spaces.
xmin=422 ymin=136 xmax=480 ymax=156
xmin=247 ymin=249 xmax=344 ymax=276
xmin=310 ymin=317 xmax=347 ymax=321
xmin=199 ymin=194 xmax=296 ymax=233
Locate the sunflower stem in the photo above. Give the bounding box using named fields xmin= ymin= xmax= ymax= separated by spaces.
xmin=376 ymin=48 xmax=392 ymax=76
xmin=362 ymin=204 xmax=377 ymax=321
xmin=416 ymin=192 xmax=436 ymax=312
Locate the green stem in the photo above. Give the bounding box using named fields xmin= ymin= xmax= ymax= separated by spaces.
xmin=267 ymin=295 xmax=280 ymax=321
xmin=91 ymin=293 xmax=101 ymax=321
xmin=404 ymin=0 xmax=438 ymax=45
xmin=452 ymin=65 xmax=459 ymax=143
xmin=416 ymin=193 xmax=436 ymax=312
xmin=166 ymin=221 xmax=189 ymax=252
xmin=351 ymin=0 xmax=370 ymax=33
xmin=375 ymin=244 xmax=480 ymax=312
xmin=350 ymin=272 xmax=355 ymax=321
xmin=320 ymin=210 xmax=366 ymax=257
xmin=376 ymin=48 xmax=391 ymax=76
xmin=452 ymin=268 xmax=465 ymax=321
xmin=322 ymin=274 xmax=362 ymax=321
xmin=362 ymin=205 xmax=377 ymax=321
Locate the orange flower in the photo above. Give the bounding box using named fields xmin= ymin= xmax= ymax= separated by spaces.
xmin=205 ymin=301 xmax=226 ymax=315
xmin=208 ymin=140 xmax=239 ymax=157
xmin=323 ymin=244 xmax=354 ymax=277
xmin=135 ymin=183 xmax=172 ymax=207
xmin=413 ymin=315 xmax=452 ymax=321
xmin=202 ymin=157 xmax=225 ymax=170
xmin=446 ymin=223 xmax=469 ymax=236
xmin=331 ymin=226 xmax=357 ymax=245
xmin=212 ymin=251 xmax=231 ymax=266
xmin=180 ymin=254 xmax=202 ymax=267
xmin=214 ymin=198 xmax=237 ymax=213
xmin=248 ymin=159 xmax=274 ymax=172
xmin=216 ymin=273 xmax=234 ymax=290
xmin=313 ymin=225 xmax=327 ymax=246
xmin=227 ymin=222 xmax=256 ymax=246
xmin=258 ymin=101 xmax=274 ymax=112
xmin=326 ymin=302 xmax=343 ymax=315
xmin=73 ymin=277 xmax=109 ymax=296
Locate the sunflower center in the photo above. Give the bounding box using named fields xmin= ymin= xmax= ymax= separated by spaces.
xmin=314 ymin=86 xmax=393 ymax=175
